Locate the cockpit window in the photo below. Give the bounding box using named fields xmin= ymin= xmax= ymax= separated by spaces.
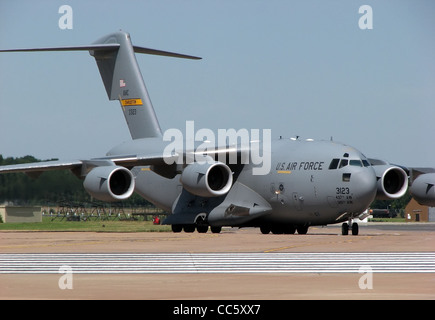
xmin=329 ymin=158 xmax=340 ymax=170
xmin=349 ymin=160 xmax=362 ymax=167
xmin=362 ymin=159 xmax=370 ymax=167
xmin=329 ymin=158 xmax=371 ymax=170
xmin=339 ymin=159 xmax=348 ymax=168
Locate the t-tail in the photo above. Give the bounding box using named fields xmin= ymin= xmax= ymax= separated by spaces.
xmin=0 ymin=31 xmax=201 ymax=139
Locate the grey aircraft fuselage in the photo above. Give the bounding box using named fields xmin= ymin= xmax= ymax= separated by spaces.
xmin=119 ymin=137 xmax=378 ymax=227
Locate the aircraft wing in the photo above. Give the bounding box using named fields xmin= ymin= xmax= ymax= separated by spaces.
xmin=0 ymin=159 xmax=83 ymax=174
xmin=0 ymin=153 xmax=180 ymax=177
xmin=409 ymin=167 xmax=435 ymax=177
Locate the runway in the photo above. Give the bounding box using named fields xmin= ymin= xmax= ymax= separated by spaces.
xmin=1 ymin=224 xmax=435 ymax=299
xmin=1 ymin=252 xmax=435 ymax=274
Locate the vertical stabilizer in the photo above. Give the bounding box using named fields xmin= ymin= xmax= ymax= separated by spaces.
xmin=0 ymin=31 xmax=201 ymax=140
xmin=90 ymin=31 xmax=162 ymax=139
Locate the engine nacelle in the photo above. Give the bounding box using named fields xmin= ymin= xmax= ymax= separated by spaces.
xmin=83 ymin=166 xmax=135 ymax=202
xmin=180 ymin=161 xmax=233 ymax=197
xmin=373 ymin=165 xmax=408 ymax=200
xmin=410 ymin=173 xmax=435 ymax=206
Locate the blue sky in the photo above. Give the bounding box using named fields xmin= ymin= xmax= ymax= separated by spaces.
xmin=0 ymin=0 xmax=434 ymax=167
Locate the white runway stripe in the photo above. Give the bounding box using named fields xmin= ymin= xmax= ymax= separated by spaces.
xmin=1 ymin=253 xmax=434 ymax=274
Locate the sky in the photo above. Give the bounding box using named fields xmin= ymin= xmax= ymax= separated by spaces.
xmin=0 ymin=0 xmax=434 ymax=167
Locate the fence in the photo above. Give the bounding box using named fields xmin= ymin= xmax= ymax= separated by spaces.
xmin=41 ymin=201 xmax=167 ymax=221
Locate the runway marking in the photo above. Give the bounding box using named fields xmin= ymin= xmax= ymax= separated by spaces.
xmin=1 ymin=252 xmax=434 ymax=274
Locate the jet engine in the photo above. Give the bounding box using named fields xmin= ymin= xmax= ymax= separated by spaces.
xmin=83 ymin=166 xmax=135 ymax=202
xmin=373 ymin=165 xmax=408 ymax=200
xmin=410 ymin=173 xmax=435 ymax=206
xmin=180 ymin=161 xmax=233 ymax=197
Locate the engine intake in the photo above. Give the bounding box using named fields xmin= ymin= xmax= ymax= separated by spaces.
xmin=373 ymin=165 xmax=408 ymax=200
xmin=181 ymin=161 xmax=233 ymax=197
xmin=83 ymin=166 xmax=135 ymax=202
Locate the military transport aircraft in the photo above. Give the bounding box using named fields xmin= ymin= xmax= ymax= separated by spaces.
xmin=0 ymin=31 xmax=428 ymax=235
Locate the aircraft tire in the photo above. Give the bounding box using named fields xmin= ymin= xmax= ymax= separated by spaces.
xmin=296 ymin=225 xmax=308 ymax=234
xmin=260 ymin=226 xmax=270 ymax=234
xmin=183 ymin=225 xmax=195 ymax=233
xmin=210 ymin=226 xmax=222 ymax=234
xmin=172 ymin=224 xmax=182 ymax=233
xmin=271 ymin=226 xmax=284 ymax=234
xmin=341 ymin=223 xmax=349 ymax=235
xmin=197 ymin=225 xmax=208 ymax=233
xmin=351 ymin=222 xmax=359 ymax=236
xmin=283 ymin=225 xmax=296 ymax=234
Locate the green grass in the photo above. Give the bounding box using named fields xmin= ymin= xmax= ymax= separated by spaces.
xmin=0 ymin=216 xmax=172 ymax=232
xmin=368 ymin=217 xmax=406 ymax=223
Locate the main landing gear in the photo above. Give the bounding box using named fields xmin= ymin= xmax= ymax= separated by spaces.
xmin=171 ymin=224 xmax=222 ymax=234
xmin=341 ymin=220 xmax=359 ymax=236
xmin=260 ymin=224 xmax=309 ymax=235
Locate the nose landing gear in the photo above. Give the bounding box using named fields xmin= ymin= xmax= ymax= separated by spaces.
xmin=341 ymin=219 xmax=359 ymax=236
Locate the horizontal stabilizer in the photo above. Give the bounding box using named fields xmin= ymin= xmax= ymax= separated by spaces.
xmin=133 ymin=46 xmax=201 ymax=60
xmin=0 ymin=44 xmax=120 ymax=53
xmin=0 ymin=44 xmax=201 ymax=60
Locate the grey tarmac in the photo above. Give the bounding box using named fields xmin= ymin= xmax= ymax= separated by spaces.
xmin=1 ymin=223 xmax=434 ymax=299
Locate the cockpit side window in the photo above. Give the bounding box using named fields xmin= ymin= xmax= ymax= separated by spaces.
xmin=362 ymin=159 xmax=371 ymax=167
xmin=329 ymin=158 xmax=340 ymax=170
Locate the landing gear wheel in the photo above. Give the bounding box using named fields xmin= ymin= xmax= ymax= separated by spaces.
xmin=351 ymin=222 xmax=359 ymax=236
xmin=172 ymin=224 xmax=182 ymax=233
xmin=210 ymin=226 xmax=222 ymax=234
xmin=341 ymin=223 xmax=349 ymax=235
xmin=260 ymin=225 xmax=271 ymax=234
xmin=283 ymin=225 xmax=296 ymax=234
xmin=183 ymin=225 xmax=195 ymax=233
xmin=296 ymin=225 xmax=309 ymax=234
xmin=197 ymin=225 xmax=208 ymax=233
xmin=271 ymin=226 xmax=284 ymax=234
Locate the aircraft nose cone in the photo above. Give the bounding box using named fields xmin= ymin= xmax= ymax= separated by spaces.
xmin=350 ymin=169 xmax=377 ymax=212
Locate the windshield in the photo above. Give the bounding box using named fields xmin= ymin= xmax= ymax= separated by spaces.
xmin=328 ymin=158 xmax=371 ymax=170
